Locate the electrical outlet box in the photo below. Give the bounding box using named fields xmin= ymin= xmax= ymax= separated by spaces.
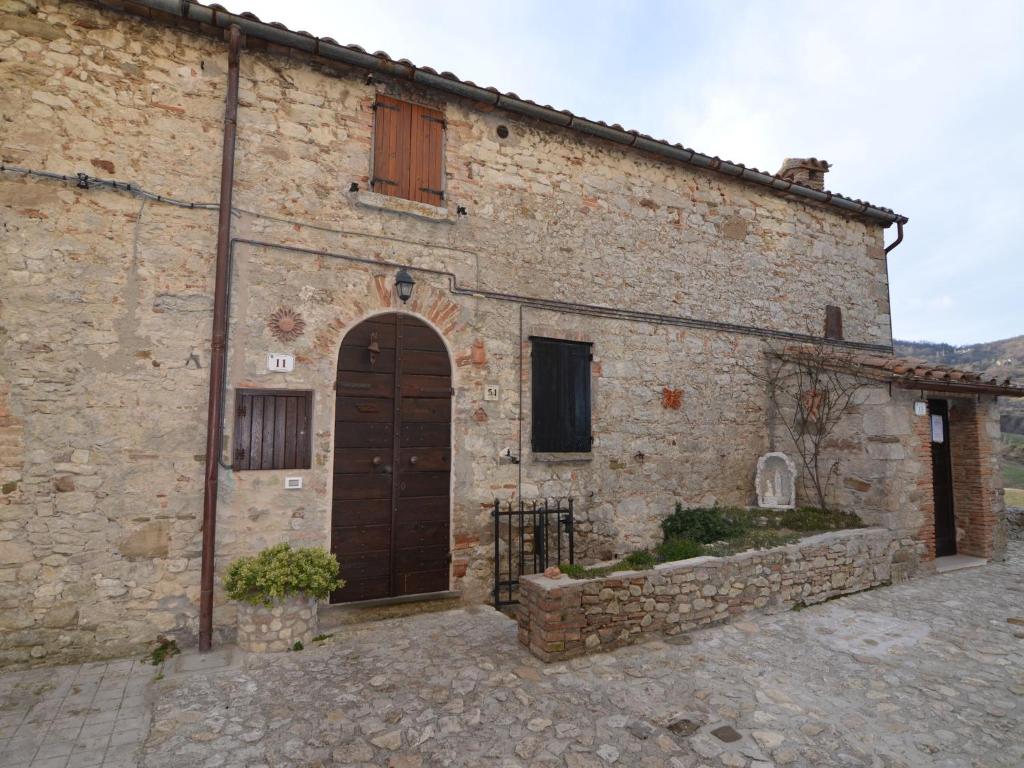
xmin=484 ymin=384 xmax=499 ymax=401
xmin=267 ymin=353 xmax=294 ymax=372
xmin=284 ymin=477 xmax=302 ymax=490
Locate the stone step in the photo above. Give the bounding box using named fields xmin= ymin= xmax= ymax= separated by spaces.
xmin=318 ymin=591 xmax=462 ymax=629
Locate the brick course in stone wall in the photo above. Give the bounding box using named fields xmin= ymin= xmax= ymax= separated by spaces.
xmin=517 ymin=528 xmax=921 ymax=662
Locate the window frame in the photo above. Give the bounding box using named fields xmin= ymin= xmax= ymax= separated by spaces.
xmin=232 ymin=388 xmax=313 ymax=471
xmin=530 ymin=337 xmax=593 ymax=454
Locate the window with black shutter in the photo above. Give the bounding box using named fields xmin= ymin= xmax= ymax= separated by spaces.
xmin=371 ymin=95 xmax=445 ymax=205
xmin=531 ymin=338 xmax=592 ymax=453
xmin=233 ymin=389 xmax=313 ymax=470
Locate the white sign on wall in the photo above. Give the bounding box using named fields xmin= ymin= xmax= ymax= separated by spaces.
xmin=484 ymin=384 xmax=499 ymax=401
xmin=914 ymin=401 xmax=928 ymax=416
xmin=267 ymin=353 xmax=294 ymax=372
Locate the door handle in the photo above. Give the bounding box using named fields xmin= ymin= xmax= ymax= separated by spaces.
xmin=409 ymin=455 xmax=418 ymax=465
xmin=372 ymin=456 xmax=383 ymax=466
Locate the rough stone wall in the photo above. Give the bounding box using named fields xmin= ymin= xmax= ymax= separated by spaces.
xmin=235 ymin=596 xmax=316 ymax=654
xmin=1007 ymin=507 xmax=1024 ymax=540
xmin=2 ymin=0 xmax=898 ymax=666
xmin=517 ymin=528 xmax=919 ymax=662
xmin=804 ymin=391 xmax=1007 ymax=561
xmin=766 ymin=382 xmax=933 ymax=533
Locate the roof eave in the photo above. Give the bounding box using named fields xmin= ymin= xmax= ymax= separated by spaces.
xmin=90 ymin=0 xmax=909 ymax=227
xmin=892 ymin=378 xmax=1024 ymax=398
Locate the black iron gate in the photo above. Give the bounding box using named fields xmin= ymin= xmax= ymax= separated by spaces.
xmin=492 ymin=498 xmax=574 ymax=608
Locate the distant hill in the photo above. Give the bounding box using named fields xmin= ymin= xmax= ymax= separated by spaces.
xmin=895 ymin=335 xmax=1024 ymax=381
xmin=894 ymin=334 xmax=1024 ymax=433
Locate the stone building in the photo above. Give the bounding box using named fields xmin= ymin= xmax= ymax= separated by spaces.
xmin=1 ymin=0 xmax=1021 ymax=667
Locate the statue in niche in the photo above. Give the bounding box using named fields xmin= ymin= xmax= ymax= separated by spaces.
xmin=755 ymin=452 xmax=796 ymax=509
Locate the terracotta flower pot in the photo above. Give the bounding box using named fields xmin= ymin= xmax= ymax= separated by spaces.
xmin=235 ymin=595 xmax=318 ymax=653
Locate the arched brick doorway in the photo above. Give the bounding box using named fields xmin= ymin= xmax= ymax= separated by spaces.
xmin=330 ymin=313 xmax=452 ymax=603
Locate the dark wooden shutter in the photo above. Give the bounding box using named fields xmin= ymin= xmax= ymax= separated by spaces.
xmin=531 ymin=341 xmax=559 ymax=452
xmin=531 ymin=339 xmax=592 ymax=453
xmin=824 ymin=305 xmax=844 ymax=340
xmin=233 ymin=389 xmax=312 ymax=470
xmin=566 ymin=342 xmax=592 ymax=451
xmin=372 ymin=95 xmax=412 ymax=199
xmin=410 ymin=103 xmax=445 ymax=205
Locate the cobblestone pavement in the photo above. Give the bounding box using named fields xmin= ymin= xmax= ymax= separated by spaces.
xmin=139 ymin=543 xmax=1024 ymax=768
xmin=0 ymin=659 xmax=153 ymax=768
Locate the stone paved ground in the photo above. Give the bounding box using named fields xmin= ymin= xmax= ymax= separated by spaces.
xmin=0 ymin=659 xmax=152 ymax=768
xmin=140 ymin=544 xmax=1024 ymax=768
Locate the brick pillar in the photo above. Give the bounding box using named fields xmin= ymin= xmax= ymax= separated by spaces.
xmin=517 ymin=575 xmax=585 ymax=662
xmin=949 ymin=399 xmax=998 ymax=558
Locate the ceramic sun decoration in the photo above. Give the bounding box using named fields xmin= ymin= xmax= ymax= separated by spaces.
xmin=267 ymin=306 xmax=306 ymax=342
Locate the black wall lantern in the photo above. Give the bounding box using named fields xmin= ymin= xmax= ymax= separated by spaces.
xmin=395 ymin=268 xmax=415 ymax=303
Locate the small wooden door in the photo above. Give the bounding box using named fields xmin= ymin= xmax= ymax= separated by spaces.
xmin=330 ymin=314 xmax=452 ymax=603
xmin=928 ymin=399 xmax=956 ymax=557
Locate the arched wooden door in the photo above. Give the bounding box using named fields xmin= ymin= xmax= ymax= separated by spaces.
xmin=330 ymin=313 xmax=452 ymax=603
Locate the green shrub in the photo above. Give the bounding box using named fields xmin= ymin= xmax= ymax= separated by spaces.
xmin=703 ymin=528 xmax=802 ymax=556
xmin=143 ymin=636 xmax=180 ymax=666
xmin=779 ymin=507 xmax=863 ymax=531
xmin=559 ymin=563 xmax=591 ymax=579
xmin=621 ymin=549 xmax=657 ymax=570
xmin=224 ymin=543 xmax=344 ymax=606
xmin=657 ymin=537 xmax=704 ymax=562
xmin=661 ymin=504 xmax=749 ymax=544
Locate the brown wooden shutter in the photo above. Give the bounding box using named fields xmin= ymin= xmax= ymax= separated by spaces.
xmin=410 ymin=103 xmax=445 ymax=205
xmin=372 ymin=95 xmax=412 ymax=199
xmin=233 ymin=389 xmax=313 ymax=470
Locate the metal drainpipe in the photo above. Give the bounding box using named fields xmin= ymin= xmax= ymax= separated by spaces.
xmin=884 ymin=220 xmax=904 ymax=254
xmin=199 ymin=24 xmax=242 ymax=653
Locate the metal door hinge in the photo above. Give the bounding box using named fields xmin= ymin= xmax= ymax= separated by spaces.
xmin=419 ymin=187 xmax=444 ymax=200
xmin=421 ymin=114 xmax=446 ymax=127
xmin=372 ymin=176 xmax=398 ymax=187
xmin=373 ymin=102 xmax=399 ymax=112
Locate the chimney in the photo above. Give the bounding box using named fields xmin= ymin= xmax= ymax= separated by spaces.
xmin=777 ymin=157 xmax=830 ymax=191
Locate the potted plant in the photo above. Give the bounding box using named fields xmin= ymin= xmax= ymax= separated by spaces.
xmin=224 ymin=543 xmax=344 ymax=653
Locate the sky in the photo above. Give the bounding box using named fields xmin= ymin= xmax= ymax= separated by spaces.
xmin=237 ymin=0 xmax=1023 ymax=346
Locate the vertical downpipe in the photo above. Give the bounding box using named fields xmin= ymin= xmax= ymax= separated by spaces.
xmin=199 ymin=24 xmax=242 ymax=653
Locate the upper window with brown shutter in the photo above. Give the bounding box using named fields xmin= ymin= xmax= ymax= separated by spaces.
xmin=371 ymin=95 xmax=445 ymax=205
xmin=233 ymin=389 xmax=313 ymax=470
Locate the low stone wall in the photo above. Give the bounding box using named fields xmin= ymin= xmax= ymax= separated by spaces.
xmin=517 ymin=528 xmax=920 ymax=661
xmin=236 ymin=597 xmax=318 ymax=653
xmin=1007 ymin=508 xmax=1024 ymax=541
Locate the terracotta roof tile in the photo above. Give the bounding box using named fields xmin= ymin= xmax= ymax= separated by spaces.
xmin=781 ymin=346 xmax=1024 ymax=397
